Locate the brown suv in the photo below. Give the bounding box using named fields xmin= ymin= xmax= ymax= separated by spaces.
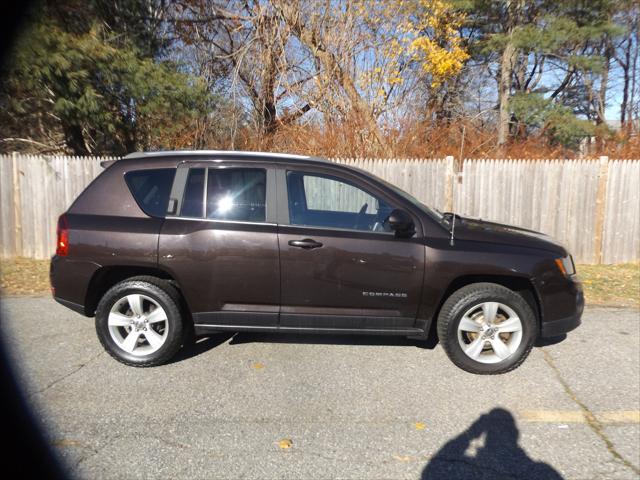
xmin=50 ymin=151 xmax=583 ymax=374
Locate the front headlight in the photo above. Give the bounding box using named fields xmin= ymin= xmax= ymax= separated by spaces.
xmin=555 ymin=255 xmax=576 ymax=276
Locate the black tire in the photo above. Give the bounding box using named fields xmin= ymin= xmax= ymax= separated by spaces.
xmin=436 ymin=283 xmax=537 ymax=375
xmin=95 ymin=278 xmax=184 ymax=367
xmin=125 ymin=275 xmax=195 ymax=346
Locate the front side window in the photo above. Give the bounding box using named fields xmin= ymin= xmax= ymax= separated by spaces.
xmin=206 ymin=168 xmax=266 ymax=222
xmin=286 ymin=171 xmax=394 ymax=232
xmin=125 ymin=168 xmax=176 ymax=218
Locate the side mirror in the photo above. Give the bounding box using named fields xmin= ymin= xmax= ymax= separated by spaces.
xmin=387 ymin=209 xmax=415 ymax=238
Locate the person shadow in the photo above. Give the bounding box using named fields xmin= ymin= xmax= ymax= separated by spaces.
xmin=422 ymin=408 xmax=563 ymax=480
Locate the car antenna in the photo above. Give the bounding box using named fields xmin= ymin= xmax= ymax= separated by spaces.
xmin=449 ymin=213 xmax=456 ymax=246
xmin=449 ymin=156 xmax=458 ymax=246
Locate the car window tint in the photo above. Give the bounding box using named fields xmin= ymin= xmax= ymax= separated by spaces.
xmin=180 ymin=168 xmax=205 ymax=217
xmin=206 ymin=168 xmax=266 ymax=222
xmin=287 ymin=171 xmax=394 ymax=232
xmin=125 ymin=168 xmax=176 ymax=218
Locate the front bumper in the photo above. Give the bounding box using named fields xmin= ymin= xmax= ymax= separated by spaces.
xmin=540 ymin=283 xmax=584 ymax=337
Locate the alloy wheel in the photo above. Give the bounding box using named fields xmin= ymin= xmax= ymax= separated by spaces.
xmin=456 ymin=301 xmax=523 ymax=364
xmin=108 ymin=294 xmax=169 ymax=356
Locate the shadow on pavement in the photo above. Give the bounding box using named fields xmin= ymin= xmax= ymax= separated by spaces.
xmin=422 ymin=408 xmax=563 ymax=480
xmin=535 ymin=334 xmax=567 ymax=347
xmin=169 ymin=333 xmax=235 ymax=363
xmin=169 ymin=329 xmax=564 ymax=363
xmin=229 ymin=331 xmax=439 ymax=349
xmin=168 ymin=329 xmax=439 ymax=363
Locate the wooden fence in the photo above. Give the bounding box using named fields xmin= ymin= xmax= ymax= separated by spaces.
xmin=1 ymin=153 xmax=638 ymax=263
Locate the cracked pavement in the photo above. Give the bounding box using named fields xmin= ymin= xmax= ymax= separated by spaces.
xmin=1 ymin=297 xmax=639 ymax=479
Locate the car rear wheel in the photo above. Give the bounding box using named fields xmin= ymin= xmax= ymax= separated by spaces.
xmin=95 ymin=279 xmax=184 ymax=367
xmin=437 ymin=283 xmax=537 ymax=374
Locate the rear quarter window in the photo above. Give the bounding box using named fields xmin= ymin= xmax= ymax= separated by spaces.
xmin=125 ymin=169 xmax=176 ymax=218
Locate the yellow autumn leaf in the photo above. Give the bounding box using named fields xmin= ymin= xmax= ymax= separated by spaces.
xmin=278 ymin=439 xmax=293 ymax=449
xmin=415 ymin=421 xmax=426 ymax=430
xmin=393 ymin=454 xmax=413 ymax=462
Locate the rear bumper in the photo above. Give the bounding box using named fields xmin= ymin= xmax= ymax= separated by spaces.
xmin=53 ymin=296 xmax=85 ymax=315
xmin=50 ymin=255 xmax=99 ymax=317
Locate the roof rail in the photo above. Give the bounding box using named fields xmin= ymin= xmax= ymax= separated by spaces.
xmin=123 ymin=150 xmax=312 ymax=160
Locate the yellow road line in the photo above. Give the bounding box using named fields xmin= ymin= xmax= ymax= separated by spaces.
xmin=520 ymin=410 xmax=640 ymax=424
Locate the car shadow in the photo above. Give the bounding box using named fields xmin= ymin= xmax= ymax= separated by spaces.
xmin=230 ymin=331 xmax=439 ymax=350
xmin=172 ymin=330 xmax=565 ymax=362
xmin=169 ymin=333 xmax=235 ymax=363
xmin=535 ymin=334 xmax=567 ymax=347
xmin=168 ymin=329 xmax=438 ymax=363
xmin=422 ymin=408 xmax=563 ymax=480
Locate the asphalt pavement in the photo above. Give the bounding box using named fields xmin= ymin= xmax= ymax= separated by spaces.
xmin=1 ymin=296 xmax=639 ymax=479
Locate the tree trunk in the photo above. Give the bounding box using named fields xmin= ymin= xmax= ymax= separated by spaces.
xmin=63 ymin=124 xmax=89 ymax=156
xmin=630 ymin=15 xmax=639 ymax=133
xmin=620 ymin=38 xmax=631 ymax=127
xmin=497 ymin=0 xmax=521 ymax=150
xmin=596 ymin=39 xmax=612 ymax=126
xmin=497 ymin=40 xmax=516 ymax=148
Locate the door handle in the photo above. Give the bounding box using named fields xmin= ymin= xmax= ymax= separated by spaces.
xmin=288 ymin=239 xmax=323 ymax=249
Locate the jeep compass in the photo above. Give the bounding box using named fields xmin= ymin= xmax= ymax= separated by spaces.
xmin=50 ymin=151 xmax=583 ymax=374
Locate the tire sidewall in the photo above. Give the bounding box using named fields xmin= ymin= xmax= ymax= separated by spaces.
xmin=95 ymin=281 xmax=183 ymax=366
xmin=442 ymin=287 xmax=536 ymax=374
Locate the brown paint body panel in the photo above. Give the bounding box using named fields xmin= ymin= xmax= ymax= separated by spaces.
xmin=158 ymin=218 xmax=280 ymax=322
xmin=277 ymin=226 xmax=424 ymax=328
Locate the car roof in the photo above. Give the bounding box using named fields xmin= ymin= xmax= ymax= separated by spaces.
xmin=123 ymin=150 xmax=324 ymax=163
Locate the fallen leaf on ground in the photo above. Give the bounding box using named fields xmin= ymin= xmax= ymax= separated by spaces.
xmin=278 ymin=439 xmax=293 ymax=449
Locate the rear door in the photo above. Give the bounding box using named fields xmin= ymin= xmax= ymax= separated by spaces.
xmin=158 ymin=161 xmax=280 ymax=327
xmin=277 ymin=165 xmax=426 ymax=331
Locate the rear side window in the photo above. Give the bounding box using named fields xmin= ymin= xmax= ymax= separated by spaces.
xmin=206 ymin=168 xmax=266 ymax=222
xmin=125 ymin=169 xmax=176 ymax=218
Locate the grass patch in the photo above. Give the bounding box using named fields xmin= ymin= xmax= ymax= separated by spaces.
xmin=1 ymin=257 xmax=638 ymax=308
xmin=578 ymin=263 xmax=639 ymax=309
xmin=0 ymin=257 xmax=51 ymax=296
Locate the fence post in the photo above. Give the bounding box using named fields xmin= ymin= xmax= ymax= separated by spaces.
xmin=593 ymin=155 xmax=609 ymax=264
xmin=444 ymin=155 xmax=455 ymax=212
xmin=11 ymin=152 xmax=24 ymax=256
xmin=11 ymin=151 xmax=23 ymax=256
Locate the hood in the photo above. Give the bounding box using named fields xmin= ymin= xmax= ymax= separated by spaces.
xmin=451 ymin=216 xmax=567 ymax=256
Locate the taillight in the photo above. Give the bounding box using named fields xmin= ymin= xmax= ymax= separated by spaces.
xmin=56 ymin=214 xmax=69 ymax=256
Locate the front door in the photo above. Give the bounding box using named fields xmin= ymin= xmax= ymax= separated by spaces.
xmin=277 ymin=167 xmax=425 ymax=331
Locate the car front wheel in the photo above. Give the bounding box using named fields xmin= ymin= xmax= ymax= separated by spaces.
xmin=437 ymin=283 xmax=537 ymax=374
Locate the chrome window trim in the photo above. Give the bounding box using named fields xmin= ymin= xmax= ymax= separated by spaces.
xmin=168 ymin=216 xmax=277 ymax=227
xmin=278 ymin=223 xmax=395 ymax=237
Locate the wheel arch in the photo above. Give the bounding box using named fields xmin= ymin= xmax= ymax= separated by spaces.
xmin=84 ymin=265 xmax=189 ymax=317
xmin=429 ymin=274 xmax=542 ymax=338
